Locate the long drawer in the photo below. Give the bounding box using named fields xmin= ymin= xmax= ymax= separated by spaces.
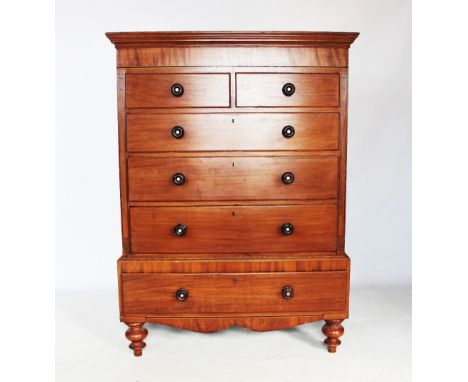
xmin=121 ymin=271 xmax=347 ymax=315
xmin=129 ymin=204 xmax=337 ymax=253
xmin=127 ymin=113 xmax=339 ymax=152
xmin=127 ymin=156 xmax=338 ymax=201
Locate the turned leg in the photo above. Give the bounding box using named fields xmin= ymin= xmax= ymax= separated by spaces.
xmin=322 ymin=319 xmax=345 ymax=353
xmin=125 ymin=322 xmax=148 ymax=356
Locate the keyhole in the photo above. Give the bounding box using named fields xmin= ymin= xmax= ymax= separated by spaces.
xmin=232 ymin=211 xmax=235 ymax=216
xmin=232 ymin=162 xmax=235 ymax=167
xmin=232 ymin=118 xmax=235 ymax=123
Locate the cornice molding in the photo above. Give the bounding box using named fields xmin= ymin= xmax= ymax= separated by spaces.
xmin=106 ymin=31 xmax=359 ymax=48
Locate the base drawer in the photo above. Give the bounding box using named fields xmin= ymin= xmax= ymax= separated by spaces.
xmin=121 ymin=271 xmax=347 ymax=315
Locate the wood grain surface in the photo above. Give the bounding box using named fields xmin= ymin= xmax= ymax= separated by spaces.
xmin=116 ymin=47 xmax=349 ymax=68
xmin=127 ymin=113 xmax=339 ymax=152
xmin=236 ymin=73 xmax=340 ymax=107
xmin=126 ymin=73 xmax=230 ymax=108
xmin=121 ymin=271 xmax=347 ymax=315
xmin=127 ymin=156 xmax=338 ymax=201
xmin=129 ymin=204 xmax=337 ymax=253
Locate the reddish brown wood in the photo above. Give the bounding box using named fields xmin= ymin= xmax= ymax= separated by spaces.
xmin=107 ymin=31 xmax=358 ymax=355
xmin=126 ymin=73 xmax=230 ymax=108
xmin=121 ymin=272 xmax=347 ymax=315
xmin=127 ymin=113 xmax=339 ymax=152
xmin=236 ymin=73 xmax=340 ymax=107
xmin=129 ymin=204 xmax=337 ymax=253
xmin=105 ymin=31 xmax=360 ymax=47
xmin=115 ymin=47 xmax=349 ymax=68
xmin=125 ymin=322 xmax=148 ymax=356
xmin=337 ymin=72 xmax=349 ymax=254
xmin=127 ymin=156 xmax=338 ymax=201
xmin=119 ymin=255 xmax=349 ymax=273
xmin=322 ymin=319 xmax=345 ymax=353
xmin=144 ymin=316 xmax=323 ymax=333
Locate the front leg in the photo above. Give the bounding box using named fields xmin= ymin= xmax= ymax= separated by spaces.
xmin=322 ymin=319 xmax=345 ymax=353
xmin=125 ymin=322 xmax=148 ymax=356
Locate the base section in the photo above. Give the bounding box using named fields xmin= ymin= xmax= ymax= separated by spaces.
xmin=147 ymin=315 xmax=324 ymax=333
xmin=122 ymin=316 xmax=346 ymax=356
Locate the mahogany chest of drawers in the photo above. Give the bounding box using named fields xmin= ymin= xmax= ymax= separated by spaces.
xmin=106 ymin=31 xmax=359 ymax=356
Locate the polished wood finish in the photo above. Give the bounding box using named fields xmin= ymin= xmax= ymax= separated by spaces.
xmin=125 ymin=322 xmax=148 ymax=357
xmin=144 ymin=315 xmax=324 ymax=333
xmin=129 ymin=204 xmax=337 ymax=253
xmin=106 ymin=31 xmax=360 ymax=47
xmin=121 ymin=272 xmax=346 ymax=315
xmin=115 ymin=47 xmax=349 ymax=68
xmin=126 ymin=73 xmax=230 ymax=108
xmin=127 ymin=113 xmax=339 ymax=152
xmin=107 ymin=31 xmax=358 ymax=356
xmin=236 ymin=73 xmax=340 ymax=107
xmin=127 ymin=156 xmax=338 ymax=201
xmin=322 ymin=319 xmax=345 ymax=353
xmin=106 ymin=31 xmax=358 ymax=68
xmin=119 ymin=255 xmax=349 ymax=272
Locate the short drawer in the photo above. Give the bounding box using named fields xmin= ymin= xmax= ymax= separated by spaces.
xmin=236 ymin=73 xmax=340 ymax=107
xmin=129 ymin=204 xmax=337 ymax=253
xmin=126 ymin=73 xmax=230 ymax=108
xmin=127 ymin=113 xmax=339 ymax=152
xmin=127 ymin=156 xmax=338 ymax=201
xmin=121 ymin=271 xmax=347 ymax=315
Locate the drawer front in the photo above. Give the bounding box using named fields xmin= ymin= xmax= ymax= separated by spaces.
xmin=129 ymin=204 xmax=337 ymax=253
xmin=236 ymin=73 xmax=340 ymax=107
xmin=127 ymin=113 xmax=339 ymax=152
xmin=128 ymin=156 xmax=338 ymax=201
xmin=121 ymin=272 xmax=347 ymax=315
xmin=126 ymin=73 xmax=230 ymax=108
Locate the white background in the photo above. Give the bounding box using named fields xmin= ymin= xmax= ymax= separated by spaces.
xmin=56 ymin=0 xmax=411 ymax=291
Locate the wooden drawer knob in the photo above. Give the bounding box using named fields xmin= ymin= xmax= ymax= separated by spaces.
xmin=171 ymin=126 xmax=184 ymax=139
xmin=175 ymin=288 xmax=189 ymax=301
xmin=173 ymin=224 xmax=187 ymax=237
xmin=282 ymin=125 xmax=295 ymax=138
xmin=172 ymin=173 xmax=186 ymax=185
xmin=281 ymin=172 xmax=294 ymax=184
xmin=171 ymin=83 xmax=184 ymax=97
xmin=282 ymin=83 xmax=295 ymax=96
xmin=281 ymin=223 xmax=294 ymax=235
xmin=282 ymin=286 xmax=294 ymax=299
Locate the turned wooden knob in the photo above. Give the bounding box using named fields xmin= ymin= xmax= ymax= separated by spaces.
xmin=282 ymin=286 xmax=294 ymax=299
xmin=281 ymin=172 xmax=295 ymax=184
xmin=171 ymin=126 xmax=184 ymax=139
xmin=281 ymin=223 xmax=294 ymax=235
xmin=282 ymin=125 xmax=295 ymax=138
xmin=173 ymin=224 xmax=187 ymax=237
xmin=172 ymin=172 xmax=186 ymax=185
xmin=282 ymin=83 xmax=295 ymax=96
xmin=171 ymin=83 xmax=184 ymax=97
xmin=175 ymin=288 xmax=189 ymax=301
